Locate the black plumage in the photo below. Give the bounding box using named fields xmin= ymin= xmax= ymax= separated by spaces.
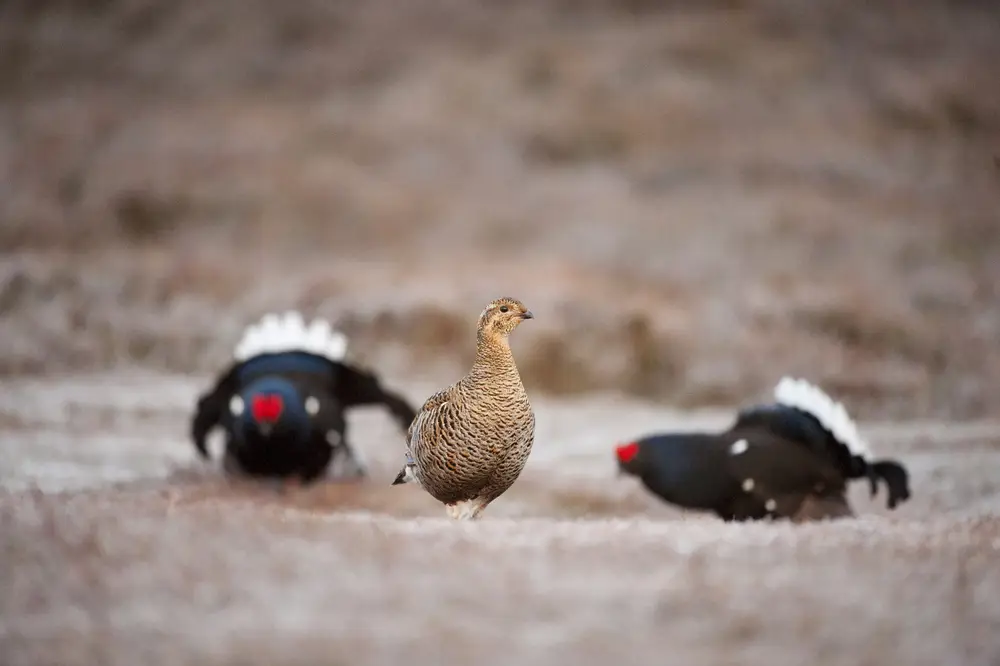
xmin=616 ymin=377 xmax=911 ymax=522
xmin=191 ymin=312 xmax=416 ymax=485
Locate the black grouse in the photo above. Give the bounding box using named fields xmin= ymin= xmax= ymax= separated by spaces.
xmin=615 ymin=377 xmax=911 ymax=522
xmin=191 ymin=311 xmax=416 ymax=485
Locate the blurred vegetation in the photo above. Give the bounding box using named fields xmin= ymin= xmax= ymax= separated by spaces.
xmin=0 ymin=0 xmax=998 ymax=418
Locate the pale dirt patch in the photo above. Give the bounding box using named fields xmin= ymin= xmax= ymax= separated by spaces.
xmin=2 ymin=374 xmax=1000 ymax=665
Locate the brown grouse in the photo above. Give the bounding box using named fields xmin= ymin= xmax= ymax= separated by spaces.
xmin=392 ymin=297 xmax=536 ymax=520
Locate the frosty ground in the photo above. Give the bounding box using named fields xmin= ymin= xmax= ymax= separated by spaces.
xmin=2 ymin=372 xmax=1000 ymax=666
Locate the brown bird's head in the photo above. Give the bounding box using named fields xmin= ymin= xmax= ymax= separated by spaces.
xmin=477 ymin=297 xmax=533 ymax=338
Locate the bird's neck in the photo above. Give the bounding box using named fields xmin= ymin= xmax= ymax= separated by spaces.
xmin=473 ymin=330 xmax=520 ymax=377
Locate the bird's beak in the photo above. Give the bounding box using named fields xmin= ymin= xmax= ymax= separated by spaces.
xmin=520 ymin=311 xmax=534 ymax=320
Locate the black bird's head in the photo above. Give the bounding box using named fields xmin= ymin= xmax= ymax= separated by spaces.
xmin=614 ymin=440 xmax=643 ymax=477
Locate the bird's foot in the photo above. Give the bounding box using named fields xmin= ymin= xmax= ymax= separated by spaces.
xmin=445 ymin=500 xmax=486 ymax=521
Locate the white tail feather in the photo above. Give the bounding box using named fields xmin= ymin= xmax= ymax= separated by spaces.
xmin=233 ymin=311 xmax=348 ymax=363
xmin=774 ymin=376 xmax=872 ymax=461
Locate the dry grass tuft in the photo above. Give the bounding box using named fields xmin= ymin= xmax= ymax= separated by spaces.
xmin=791 ymin=294 xmax=943 ymax=368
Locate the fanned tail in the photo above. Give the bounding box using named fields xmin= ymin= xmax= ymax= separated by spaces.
xmin=391 ymin=453 xmax=418 ymax=486
xmin=391 ymin=464 xmax=417 ymax=486
xmin=774 ymin=376 xmax=872 ymax=461
xmin=233 ymin=311 xmax=347 ymax=363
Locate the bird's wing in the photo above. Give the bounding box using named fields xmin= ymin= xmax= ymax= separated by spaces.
xmin=732 ymin=402 xmax=871 ymax=483
xmin=190 ymin=362 xmax=240 ymax=459
xmin=731 ymin=404 xmax=831 ymax=457
xmin=726 ymin=436 xmax=846 ymax=517
xmin=406 ymin=385 xmax=459 ymax=444
xmin=332 ymin=361 xmax=418 ymax=432
xmin=419 ymin=385 xmax=456 ymax=413
xmin=406 ymin=396 xmax=462 ymax=462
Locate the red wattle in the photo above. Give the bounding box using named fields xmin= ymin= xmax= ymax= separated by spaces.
xmin=615 ymin=441 xmax=640 ymax=463
xmin=251 ymin=394 xmax=284 ymax=423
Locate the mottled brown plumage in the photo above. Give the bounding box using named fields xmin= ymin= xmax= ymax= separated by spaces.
xmin=391 ymin=297 xmax=536 ymax=520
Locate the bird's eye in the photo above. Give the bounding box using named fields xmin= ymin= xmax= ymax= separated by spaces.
xmin=305 ymin=396 xmax=320 ymax=416
xmin=499 ymin=305 xmax=509 ymax=313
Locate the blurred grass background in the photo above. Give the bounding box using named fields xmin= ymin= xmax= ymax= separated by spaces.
xmin=0 ymin=0 xmax=998 ymax=418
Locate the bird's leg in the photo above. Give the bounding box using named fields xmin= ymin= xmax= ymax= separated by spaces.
xmin=468 ymin=501 xmax=489 ymax=520
xmin=445 ymin=499 xmax=488 ymax=520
